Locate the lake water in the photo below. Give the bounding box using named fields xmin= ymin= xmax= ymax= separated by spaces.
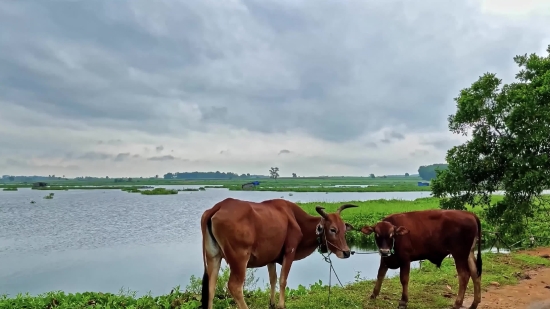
xmin=0 ymin=186 xmax=430 ymax=297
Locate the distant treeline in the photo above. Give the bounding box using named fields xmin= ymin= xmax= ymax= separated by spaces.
xmin=417 ymin=164 xmax=448 ymax=181
xmin=2 ymin=165 xmax=445 ymax=183
xmin=163 ymin=172 xmax=268 ymax=180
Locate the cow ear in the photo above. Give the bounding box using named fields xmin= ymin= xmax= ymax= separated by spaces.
xmin=395 ymin=226 xmax=409 ymax=236
xmin=345 ymin=223 xmax=354 ymax=232
xmin=360 ymin=226 xmax=374 ymax=235
xmin=316 ymin=224 xmax=324 ymax=235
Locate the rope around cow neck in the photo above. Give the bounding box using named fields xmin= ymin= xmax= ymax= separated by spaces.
xmin=316 ymin=223 xmax=361 ymax=308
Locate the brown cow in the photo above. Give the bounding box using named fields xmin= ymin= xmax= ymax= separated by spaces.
xmin=200 ymin=198 xmax=357 ymax=309
xmin=359 ymin=209 xmax=482 ymax=309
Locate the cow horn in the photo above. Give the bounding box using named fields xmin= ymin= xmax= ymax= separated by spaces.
xmin=337 ymin=203 xmax=359 ymax=214
xmin=315 ymin=206 xmax=329 ymax=219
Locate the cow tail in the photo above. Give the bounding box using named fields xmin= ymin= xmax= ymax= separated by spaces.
xmin=475 ymin=214 xmax=482 ymax=277
xmin=200 ymin=208 xmax=219 ymax=309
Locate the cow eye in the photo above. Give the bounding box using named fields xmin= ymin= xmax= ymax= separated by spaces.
xmin=375 ymin=233 xmax=379 ymax=237
xmin=330 ymin=228 xmax=337 ymax=233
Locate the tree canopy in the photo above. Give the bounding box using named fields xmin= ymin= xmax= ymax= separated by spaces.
xmin=432 ymin=45 xmax=550 ymax=239
xmin=418 ymin=164 xmax=448 ymax=181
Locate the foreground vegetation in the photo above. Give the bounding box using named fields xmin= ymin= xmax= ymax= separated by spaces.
xmin=3 ymin=251 xmax=548 ymax=309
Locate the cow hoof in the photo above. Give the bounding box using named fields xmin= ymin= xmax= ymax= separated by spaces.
xmin=468 ymin=304 xmax=479 ymax=309
xmin=369 ymin=293 xmax=377 ymax=300
xmin=398 ymin=300 xmax=407 ymax=309
xmin=268 ymin=304 xmax=275 ymax=309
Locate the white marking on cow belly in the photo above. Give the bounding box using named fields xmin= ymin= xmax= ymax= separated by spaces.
xmin=291 ymin=248 xmax=294 ymax=253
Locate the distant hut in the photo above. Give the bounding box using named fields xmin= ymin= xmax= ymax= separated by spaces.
xmin=241 ymin=181 xmax=260 ymax=190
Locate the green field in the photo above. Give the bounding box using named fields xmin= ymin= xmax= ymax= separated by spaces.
xmin=0 ymin=176 xmax=430 ymax=193
xmin=3 ymin=195 xmax=549 ymax=308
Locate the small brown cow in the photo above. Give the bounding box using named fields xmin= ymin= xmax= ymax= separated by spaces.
xmin=360 ymin=209 xmax=482 ymax=309
xmin=200 ymin=198 xmax=357 ymax=309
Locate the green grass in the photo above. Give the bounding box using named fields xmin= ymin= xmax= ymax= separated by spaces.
xmin=121 ymin=187 xmax=142 ymax=193
xmin=0 ymin=176 xmax=426 ymax=190
xmin=32 ymin=185 xmax=150 ymax=191
xmin=0 ymin=176 xmax=431 ymax=192
xmin=139 ymin=188 xmax=178 ymax=195
xmin=43 ymin=193 xmax=54 ymax=199
xmin=179 ymin=187 xmax=206 ymax=192
xmin=224 ymin=184 xmax=431 ymax=192
xmin=3 ymin=252 xmax=548 ymax=309
xmin=2 ymin=187 xmax=17 ymax=191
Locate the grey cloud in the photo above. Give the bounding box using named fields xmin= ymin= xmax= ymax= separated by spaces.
xmin=72 ymin=151 xmax=138 ymax=161
xmin=114 ymin=152 xmax=131 ymax=162
xmin=410 ymin=149 xmax=430 ymax=157
xmin=201 ymin=106 xmax=228 ymax=122
xmin=0 ymin=0 xmax=547 ymax=144
xmin=155 ymin=145 xmax=164 ymax=152
xmin=278 ymin=149 xmax=291 ymax=155
xmin=5 ymin=158 xmax=79 ymax=170
xmin=388 ymin=131 xmax=404 ymax=140
xmin=147 ymin=155 xmax=176 ymax=161
xmin=380 ymin=130 xmax=405 ymax=144
xmin=420 ymin=138 xmax=463 ymax=151
xmin=78 ymin=151 xmax=112 ymax=160
xmin=97 ymin=139 xmax=123 ymax=145
xmin=365 ymin=142 xmax=378 ymax=148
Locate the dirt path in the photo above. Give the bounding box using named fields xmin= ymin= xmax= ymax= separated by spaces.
xmin=464 ymin=247 xmax=550 ymax=309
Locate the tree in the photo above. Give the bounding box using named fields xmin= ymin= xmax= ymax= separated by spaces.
xmin=369 ymin=174 xmax=375 ymax=178
xmin=269 ymin=167 xmax=280 ymax=180
xmin=431 ymin=45 xmax=550 ymax=240
xmin=405 ymin=173 xmax=410 ymax=177
xmin=292 ymin=173 xmax=297 ymax=178
xmin=8 ymin=176 xmax=14 ymax=181
xmin=418 ymin=164 xmax=448 ymax=181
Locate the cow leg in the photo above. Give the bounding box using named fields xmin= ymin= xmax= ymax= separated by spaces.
xmin=205 ymin=254 xmax=222 ymax=309
xmin=267 ymin=263 xmax=277 ymax=309
xmin=398 ymin=262 xmax=410 ymax=309
xmin=467 ymin=251 xmax=481 ymax=309
xmin=225 ymin=251 xmax=251 ymax=309
xmin=370 ymin=258 xmax=389 ymax=299
xmin=277 ymin=221 xmax=302 ymax=309
xmin=277 ymin=255 xmax=295 ymax=309
xmin=453 ymin=257 xmax=470 ymax=309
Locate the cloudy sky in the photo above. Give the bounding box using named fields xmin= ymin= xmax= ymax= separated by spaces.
xmin=0 ymin=0 xmax=549 ymax=178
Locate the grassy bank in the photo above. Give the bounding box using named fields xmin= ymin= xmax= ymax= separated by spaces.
xmin=0 ymin=176 xmax=425 ymax=190
xmin=224 ymin=184 xmax=432 ymax=192
xmin=140 ymin=188 xmax=178 ymax=195
xmin=3 ymin=251 xmax=548 ymax=309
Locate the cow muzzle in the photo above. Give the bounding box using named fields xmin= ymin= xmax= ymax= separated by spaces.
xmin=379 ymin=248 xmax=391 ymax=257
xmin=342 ymin=250 xmax=351 ymax=258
